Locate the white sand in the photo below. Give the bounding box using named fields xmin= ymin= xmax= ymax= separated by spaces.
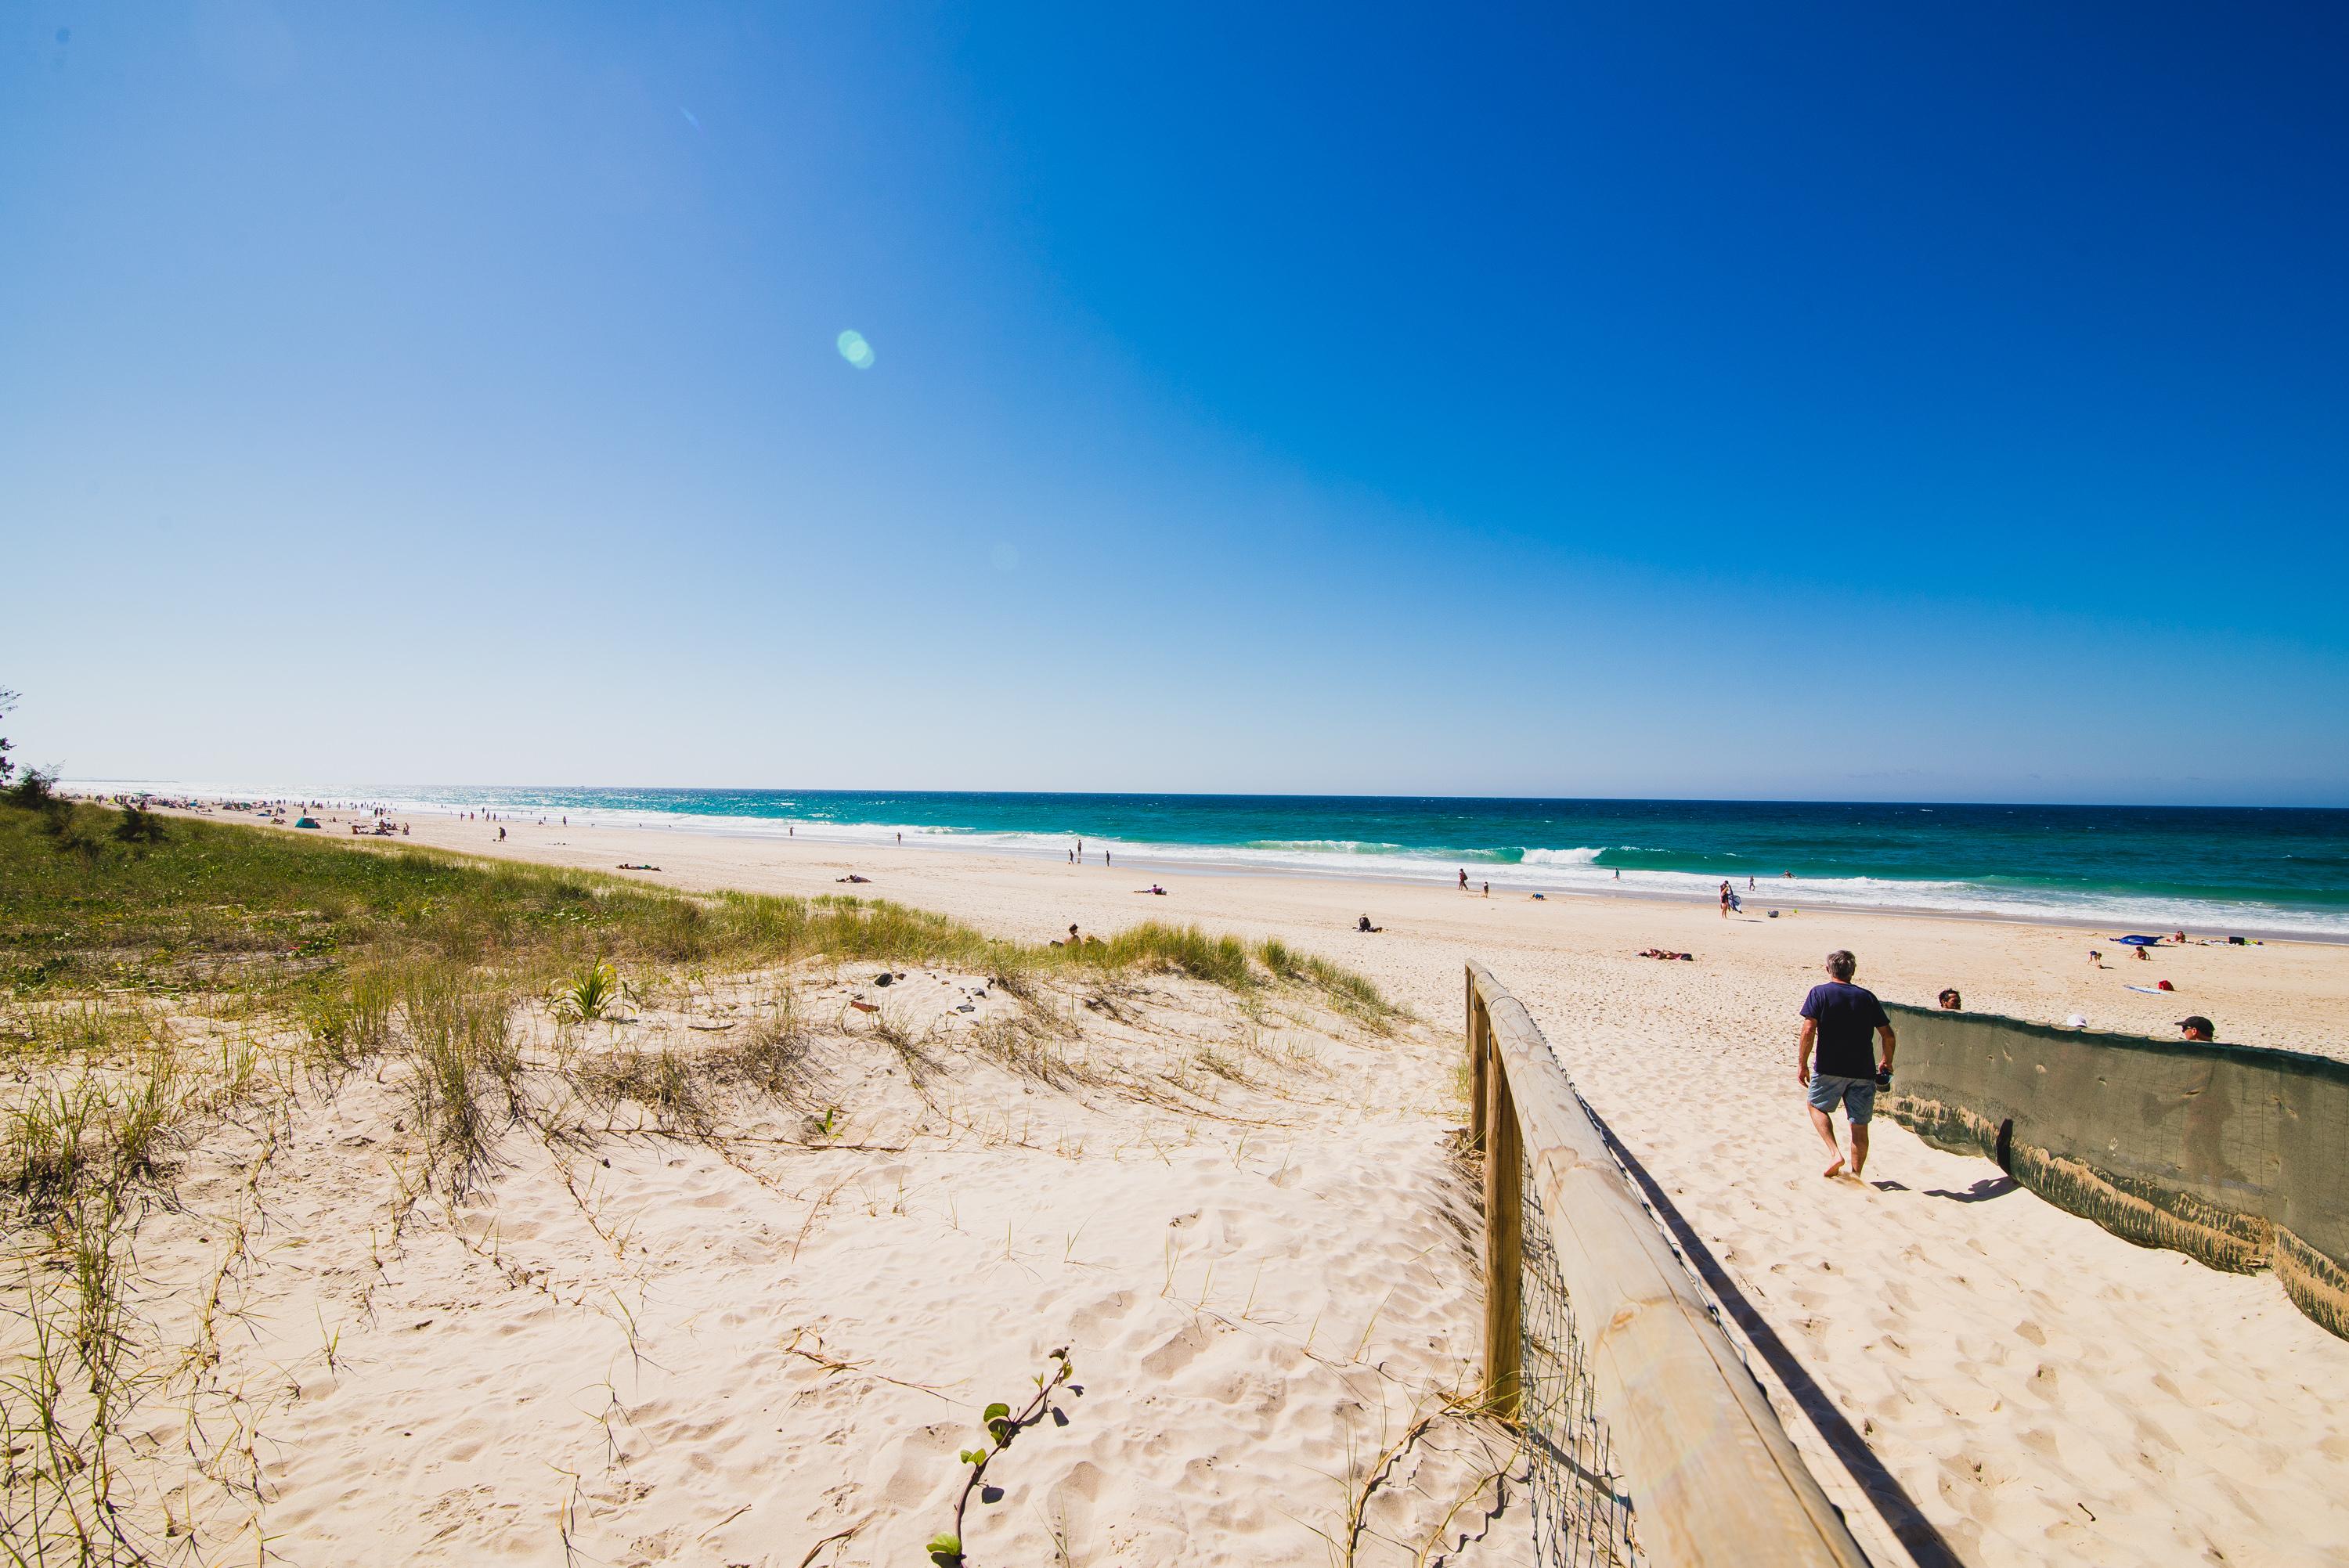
xmin=96 ymin=812 xmax=2349 ymax=1563
xmin=103 ymin=962 xmax=1506 ymax=1566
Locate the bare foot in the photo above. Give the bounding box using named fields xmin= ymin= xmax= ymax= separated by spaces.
xmin=1820 ymin=1155 xmax=1846 ymax=1179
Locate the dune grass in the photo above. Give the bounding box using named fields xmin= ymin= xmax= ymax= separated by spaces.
xmin=1 ymin=802 xmax=1398 ymax=1018
xmin=0 ymin=799 xmax=1405 ymax=1560
xmin=1 ymin=797 xmax=1399 ymax=1234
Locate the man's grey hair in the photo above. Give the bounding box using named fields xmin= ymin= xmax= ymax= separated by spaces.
xmin=1826 ymin=950 xmax=1857 ymax=981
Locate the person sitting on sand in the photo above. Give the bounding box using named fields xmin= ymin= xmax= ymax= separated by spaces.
xmin=2134 ymin=946 xmax=2152 ymax=961
xmin=1798 ymin=950 xmax=1897 ymax=1180
xmin=1357 ymin=915 xmax=1382 ymax=932
xmin=1938 ymin=988 xmax=1963 ymax=1010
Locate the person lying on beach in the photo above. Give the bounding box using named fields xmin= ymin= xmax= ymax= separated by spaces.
xmin=1356 ymin=915 xmax=1383 ymax=932
xmin=1135 ymin=884 xmax=1167 ymax=895
xmin=836 ymin=874 xmax=871 ymax=884
xmin=1636 ymin=949 xmax=1694 ymax=961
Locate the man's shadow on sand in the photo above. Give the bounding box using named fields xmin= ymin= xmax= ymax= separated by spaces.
xmin=1583 ymin=1110 xmax=1968 ymax=1568
xmin=1920 ymin=1175 xmax=2019 ymax=1203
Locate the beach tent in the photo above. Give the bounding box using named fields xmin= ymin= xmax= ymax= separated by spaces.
xmin=294 ymin=816 xmax=321 ymax=829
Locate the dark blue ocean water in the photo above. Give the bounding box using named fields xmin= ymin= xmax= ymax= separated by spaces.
xmin=135 ymin=784 xmax=2347 ymax=937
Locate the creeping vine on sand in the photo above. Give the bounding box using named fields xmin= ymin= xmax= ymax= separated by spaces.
xmin=926 ymin=1346 xmax=1077 ymax=1567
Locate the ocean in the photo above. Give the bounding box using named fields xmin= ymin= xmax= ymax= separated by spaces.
xmin=80 ymin=784 xmax=2349 ymax=939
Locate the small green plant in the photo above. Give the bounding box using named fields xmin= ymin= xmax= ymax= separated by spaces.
xmin=4 ymin=765 xmax=56 ymax=811
xmin=112 ymin=804 xmax=168 ymax=845
xmin=554 ymin=958 xmax=626 ymax=1022
xmin=928 ymin=1347 xmax=1076 ymax=1567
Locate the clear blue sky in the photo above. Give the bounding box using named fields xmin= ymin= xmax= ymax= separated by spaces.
xmin=5 ymin=2 xmax=2345 ymax=803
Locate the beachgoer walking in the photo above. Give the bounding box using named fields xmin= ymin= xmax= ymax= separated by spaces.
xmin=2178 ymin=1015 xmax=2214 ymax=1042
xmin=1719 ymin=881 xmax=1732 ymax=918
xmin=1482 ymin=881 xmax=1490 ymax=897
xmin=1458 ymin=869 xmax=1468 ymax=890
xmin=1797 ymin=950 xmax=1896 ymax=1179
xmin=497 ymin=827 xmax=506 ymax=842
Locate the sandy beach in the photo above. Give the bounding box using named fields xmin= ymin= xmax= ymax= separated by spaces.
xmin=9 ymin=807 xmax=2340 ymax=1568
xmin=214 ymin=809 xmax=2349 ymax=1564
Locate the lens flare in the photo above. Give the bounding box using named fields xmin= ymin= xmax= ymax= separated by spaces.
xmin=836 ymin=330 xmax=875 ymax=369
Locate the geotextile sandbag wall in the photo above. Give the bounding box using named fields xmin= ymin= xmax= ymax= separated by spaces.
xmin=1881 ymin=1003 xmax=2349 ymax=1343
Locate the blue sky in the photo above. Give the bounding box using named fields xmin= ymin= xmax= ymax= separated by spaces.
xmin=5 ymin=2 xmax=2345 ymax=803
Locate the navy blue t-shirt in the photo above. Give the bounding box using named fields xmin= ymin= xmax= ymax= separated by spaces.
xmin=1801 ymin=982 xmax=1889 ymax=1078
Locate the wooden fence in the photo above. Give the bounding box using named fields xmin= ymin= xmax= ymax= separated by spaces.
xmin=1466 ymin=961 xmax=1871 ymax=1568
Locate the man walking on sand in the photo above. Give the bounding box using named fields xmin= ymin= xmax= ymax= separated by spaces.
xmin=1797 ymin=950 xmax=1896 ymax=1179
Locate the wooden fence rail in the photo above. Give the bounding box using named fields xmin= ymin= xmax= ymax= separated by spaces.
xmin=1466 ymin=961 xmax=1871 ymax=1568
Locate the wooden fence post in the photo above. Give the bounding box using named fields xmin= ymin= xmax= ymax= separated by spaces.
xmin=1467 ymin=965 xmax=1488 ymax=1152
xmin=1482 ymin=1049 xmax=1524 ymax=1414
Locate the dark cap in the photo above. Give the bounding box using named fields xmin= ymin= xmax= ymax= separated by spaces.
xmin=2177 ymin=1015 xmax=2214 ymax=1035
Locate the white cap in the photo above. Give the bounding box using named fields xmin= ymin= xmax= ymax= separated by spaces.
xmin=2065 ymin=1014 xmax=2089 ymax=1029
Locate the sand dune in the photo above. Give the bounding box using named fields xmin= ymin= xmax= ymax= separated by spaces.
xmin=289 ymin=810 xmax=2349 ymax=1567
xmin=32 ymin=918 xmax=1520 ymax=1566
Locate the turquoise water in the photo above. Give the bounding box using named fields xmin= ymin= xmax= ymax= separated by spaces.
xmin=94 ymin=784 xmax=2349 ymax=938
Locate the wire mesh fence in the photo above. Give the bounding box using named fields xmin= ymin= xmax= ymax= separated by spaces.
xmin=1517 ymin=1155 xmax=1644 ymax=1567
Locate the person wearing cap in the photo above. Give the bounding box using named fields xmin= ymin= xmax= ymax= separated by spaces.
xmin=1797 ymin=950 xmax=1897 ymax=1180
xmin=2178 ymin=1016 xmax=2215 ymax=1042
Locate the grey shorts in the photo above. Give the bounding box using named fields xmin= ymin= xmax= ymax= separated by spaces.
xmin=1806 ymin=1073 xmax=1876 ymax=1124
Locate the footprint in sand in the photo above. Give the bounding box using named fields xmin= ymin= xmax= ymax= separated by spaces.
xmin=1140 ymin=1322 xmax=1211 ymax=1378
